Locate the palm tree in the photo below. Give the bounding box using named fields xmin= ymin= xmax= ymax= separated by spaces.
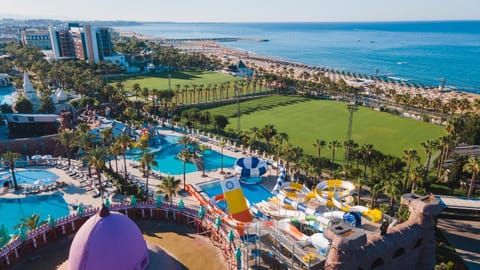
xmin=421 ymin=140 xmax=438 ymax=181
xmin=437 ymin=135 xmax=454 ymax=177
xmin=86 ymin=147 xmax=106 ymax=198
xmin=383 ymin=179 xmax=401 ymax=216
xmin=139 ymin=152 xmax=158 ymax=198
xmin=178 ymin=149 xmax=192 ymax=190
xmin=358 ymin=144 xmax=373 ymax=204
xmin=410 ymin=164 xmax=424 ymax=193
xmin=463 ymin=157 xmax=480 ymax=197
xmin=219 ymin=141 xmax=226 ymax=174
xmin=402 ymin=149 xmax=419 ymax=192
xmin=116 ymin=133 xmax=132 ymax=183
xmin=56 ymin=129 xmax=76 ymax=166
xmin=199 ymin=144 xmax=208 ymax=177
xmin=1 ymin=151 xmax=21 ymax=190
xmin=260 ymin=124 xmax=277 ymax=153
xmin=14 ymin=214 xmax=47 ymax=232
xmin=157 ymin=176 xmax=181 ymax=203
xmin=110 ymin=142 xmax=122 ymax=174
xmin=328 ymin=140 xmax=342 ymax=173
xmin=312 ymin=139 xmax=326 ymax=172
xmin=178 ymin=135 xmax=191 ymax=149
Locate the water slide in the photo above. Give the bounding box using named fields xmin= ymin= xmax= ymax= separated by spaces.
xmin=234 ymin=156 xmax=268 ymax=184
xmin=314 ymin=180 xmax=383 ymax=223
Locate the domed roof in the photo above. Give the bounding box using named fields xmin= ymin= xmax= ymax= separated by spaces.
xmin=68 ymin=205 xmax=149 ymax=270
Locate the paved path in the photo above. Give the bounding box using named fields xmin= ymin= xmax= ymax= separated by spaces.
xmin=437 ymin=219 xmax=480 ymax=270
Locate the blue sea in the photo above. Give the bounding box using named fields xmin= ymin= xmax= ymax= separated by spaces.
xmin=116 ymin=21 xmax=480 ymax=93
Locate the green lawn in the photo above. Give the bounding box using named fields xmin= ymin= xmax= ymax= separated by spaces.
xmin=204 ymin=96 xmax=445 ymax=161
xmin=113 ymin=71 xmax=241 ymax=91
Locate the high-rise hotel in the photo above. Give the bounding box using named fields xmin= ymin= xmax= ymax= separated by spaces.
xmin=49 ymin=23 xmax=113 ymax=63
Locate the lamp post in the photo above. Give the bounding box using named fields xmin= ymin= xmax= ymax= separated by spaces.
xmin=168 ymin=73 xmax=172 ymax=101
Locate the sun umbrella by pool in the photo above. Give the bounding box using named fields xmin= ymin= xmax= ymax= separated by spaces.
xmin=233 ymin=156 xmax=268 ymax=178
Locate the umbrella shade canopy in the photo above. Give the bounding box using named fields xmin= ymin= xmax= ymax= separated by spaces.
xmin=234 ymin=157 xmax=268 ymax=178
xmin=31 ymin=155 xmax=42 ymax=160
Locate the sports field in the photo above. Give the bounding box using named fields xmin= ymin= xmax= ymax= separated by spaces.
xmin=114 ymin=71 xmax=241 ymax=91
xmin=204 ymin=96 xmax=445 ymax=161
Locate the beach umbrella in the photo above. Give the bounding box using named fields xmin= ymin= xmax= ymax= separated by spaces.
xmin=228 ymin=230 xmax=235 ymax=244
xmin=31 ymin=155 xmax=42 ymax=160
xmin=215 ymin=216 xmax=222 ymax=230
xmin=77 ymin=204 xmax=84 ymax=216
xmin=47 ymin=214 xmax=55 ymax=228
xmin=131 ymin=195 xmax=137 ymax=208
xmin=178 ymin=199 xmax=185 ymax=211
xmin=156 ymin=195 xmax=163 ymax=207
xmin=198 ymin=206 xmax=205 ymax=219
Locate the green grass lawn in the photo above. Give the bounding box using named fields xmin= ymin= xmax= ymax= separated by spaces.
xmin=113 ymin=71 xmax=241 ymax=91
xmin=204 ymin=96 xmax=445 ymax=161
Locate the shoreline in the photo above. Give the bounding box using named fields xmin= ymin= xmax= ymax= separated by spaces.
xmin=113 ymin=28 xmax=480 ymax=103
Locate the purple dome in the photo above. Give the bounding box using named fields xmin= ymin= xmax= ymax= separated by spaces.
xmin=68 ymin=206 xmax=149 ymax=270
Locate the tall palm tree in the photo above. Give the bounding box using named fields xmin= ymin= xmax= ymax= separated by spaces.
xmin=358 ymin=144 xmax=373 ymax=204
xmin=86 ymin=147 xmax=106 ymax=198
xmin=260 ymin=124 xmax=277 ymax=153
xmin=421 ymin=140 xmax=438 ymax=181
xmin=410 ymin=164 xmax=424 ymax=193
xmin=328 ymin=140 xmax=342 ymax=173
xmin=116 ymin=133 xmax=132 ymax=183
xmin=178 ymin=149 xmax=192 ymax=190
xmin=199 ymin=144 xmax=208 ymax=177
xmin=1 ymin=151 xmax=21 ymax=190
xmin=56 ymin=129 xmax=76 ymax=166
xmin=139 ymin=152 xmax=158 ymax=198
xmin=312 ymin=139 xmax=326 ymax=165
xmin=402 ymin=149 xmax=419 ymax=192
xmin=383 ymin=179 xmax=401 ymax=216
xmin=218 ymin=141 xmax=226 ymax=174
xmin=437 ymin=135 xmax=454 ymax=177
xmin=463 ymin=157 xmax=480 ymax=198
xmin=14 ymin=214 xmax=47 ymax=231
xmin=157 ymin=176 xmax=181 ymax=203
xmin=110 ymin=141 xmax=122 ymax=174
xmin=178 ymin=135 xmax=191 ymax=149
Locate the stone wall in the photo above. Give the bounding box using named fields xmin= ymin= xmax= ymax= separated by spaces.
xmin=324 ymin=193 xmax=443 ymax=270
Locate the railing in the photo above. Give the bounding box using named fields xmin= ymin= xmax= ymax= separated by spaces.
xmin=0 ymin=201 xmax=240 ymax=270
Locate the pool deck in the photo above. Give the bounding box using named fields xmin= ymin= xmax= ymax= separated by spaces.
xmin=0 ymin=128 xmax=273 ymax=212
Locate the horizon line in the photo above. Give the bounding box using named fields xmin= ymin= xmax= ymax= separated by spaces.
xmin=2 ymin=16 xmax=480 ymax=24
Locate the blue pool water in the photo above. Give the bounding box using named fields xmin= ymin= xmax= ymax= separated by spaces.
xmin=130 ymin=134 xmax=236 ymax=175
xmin=0 ymin=193 xmax=70 ymax=233
xmin=0 ymin=170 xmax=59 ymax=186
xmin=199 ymin=180 xmax=273 ymax=211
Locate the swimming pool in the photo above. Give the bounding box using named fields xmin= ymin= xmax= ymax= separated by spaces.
xmin=199 ymin=179 xmax=273 ymax=209
xmin=0 ymin=193 xmax=70 ymax=233
xmin=129 ymin=134 xmax=236 ymax=175
xmin=0 ymin=170 xmax=59 ymax=187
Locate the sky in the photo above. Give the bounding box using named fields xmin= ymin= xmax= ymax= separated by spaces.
xmin=2 ymin=0 xmax=480 ymax=22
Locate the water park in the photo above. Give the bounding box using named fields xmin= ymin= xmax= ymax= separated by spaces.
xmin=0 ymin=120 xmax=446 ymax=270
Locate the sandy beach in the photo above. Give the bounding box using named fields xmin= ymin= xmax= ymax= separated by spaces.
xmin=115 ymin=28 xmax=480 ymax=105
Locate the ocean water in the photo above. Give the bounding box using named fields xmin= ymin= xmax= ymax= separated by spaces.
xmin=116 ymin=21 xmax=480 ymax=93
